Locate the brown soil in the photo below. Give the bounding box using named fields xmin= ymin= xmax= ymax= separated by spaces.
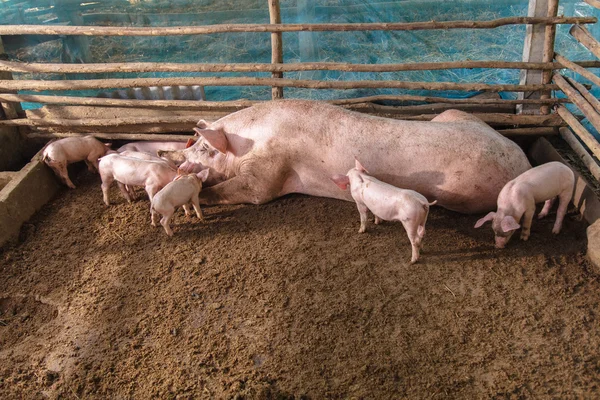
xmin=0 ymin=170 xmax=598 ymax=399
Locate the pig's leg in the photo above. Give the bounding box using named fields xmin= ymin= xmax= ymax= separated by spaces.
xmin=182 ymin=204 xmax=192 ymax=220
xmin=552 ymin=191 xmax=571 ymax=234
xmin=52 ymin=161 xmax=76 ymax=189
xmin=100 ymin=175 xmax=113 ymax=206
xmin=538 ymin=197 xmax=555 ymax=219
xmin=197 ymin=174 xmax=279 ymax=205
xmin=356 ymin=202 xmax=369 ymax=233
xmin=401 ymin=220 xmax=420 ymax=264
xmin=191 ymin=193 xmax=203 ymax=220
xmin=88 ymin=155 xmax=100 ymax=172
xmin=151 ymin=208 xmax=159 ymax=227
xmin=117 ymin=182 xmax=133 ymax=203
xmin=160 ymin=210 xmax=175 ymax=236
xmin=84 ymin=160 xmax=95 ymax=172
xmin=520 ymin=208 xmax=534 ymax=241
xmin=374 ymin=215 xmax=383 ymax=225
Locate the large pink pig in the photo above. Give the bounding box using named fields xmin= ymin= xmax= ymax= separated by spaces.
xmin=42 ymin=136 xmax=111 ymax=188
xmin=158 ymin=100 xmax=531 ymax=213
xmin=98 ymin=154 xmax=177 ymax=207
xmin=332 ymin=159 xmax=436 ymax=263
xmin=474 ymin=161 xmax=575 ymax=248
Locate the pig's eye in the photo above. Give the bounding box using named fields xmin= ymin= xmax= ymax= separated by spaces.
xmin=199 ymin=143 xmax=209 ymax=153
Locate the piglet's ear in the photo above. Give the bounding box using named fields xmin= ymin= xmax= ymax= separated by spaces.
xmin=501 ymin=216 xmax=520 ymax=233
xmin=354 ymin=158 xmax=369 ymax=173
xmin=196 ymin=169 xmax=210 ymax=182
xmin=474 ymin=211 xmax=495 ymax=228
xmin=330 ymin=174 xmax=350 ymax=190
xmin=193 ymin=127 xmax=228 ymax=154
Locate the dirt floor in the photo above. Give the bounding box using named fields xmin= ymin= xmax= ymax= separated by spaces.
xmin=0 ymin=169 xmax=598 ymax=399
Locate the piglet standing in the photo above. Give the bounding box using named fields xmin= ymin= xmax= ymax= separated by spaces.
xmin=151 ymin=170 xmax=210 ymax=236
xmin=42 ymin=136 xmax=111 ymax=188
xmin=98 ymin=153 xmax=177 ymax=206
xmin=331 ymin=159 xmax=436 ymax=264
xmin=474 ymin=161 xmax=575 ymax=249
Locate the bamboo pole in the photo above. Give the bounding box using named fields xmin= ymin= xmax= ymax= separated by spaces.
xmin=26 ymin=127 xmax=557 ymax=141
xmin=0 ymin=113 xmax=562 ymax=128
xmin=555 ymin=105 xmax=600 ymax=159
xmin=2 ymin=60 xmax=600 ymax=74
xmin=570 ymin=25 xmax=600 ymax=60
xmin=268 ymin=0 xmax=283 ymax=99
xmin=565 ymin=76 xmax=600 ymax=114
xmin=559 ymin=127 xmax=600 ymax=181
xmin=553 ymin=73 xmax=600 ymax=135
xmin=541 ymin=0 xmax=559 ymax=114
xmin=584 ymin=0 xmax=600 ymax=10
xmin=0 ymin=76 xmax=560 ymax=92
xmin=0 ymin=17 xmax=593 ymax=36
xmin=0 ymin=93 xmax=567 ymax=111
xmin=28 ymin=131 xmax=194 ymax=141
xmin=555 ymin=53 xmax=600 ymax=88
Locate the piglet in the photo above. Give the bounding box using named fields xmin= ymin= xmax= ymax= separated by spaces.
xmin=117 ymin=141 xmax=187 ymax=154
xmin=98 ymin=154 xmax=177 ymax=207
xmin=151 ymin=170 xmax=210 ymax=236
xmin=42 ymin=136 xmax=111 ymax=188
xmin=331 ymin=159 xmax=436 ymax=264
xmin=474 ymin=161 xmax=575 ymax=248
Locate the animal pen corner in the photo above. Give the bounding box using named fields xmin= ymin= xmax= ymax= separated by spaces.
xmin=0 ymin=0 xmax=599 ymax=186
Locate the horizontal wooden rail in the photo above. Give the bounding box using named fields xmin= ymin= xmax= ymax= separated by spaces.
xmin=28 ymin=132 xmax=194 ymax=142
xmin=0 ymin=93 xmax=567 ymax=110
xmin=3 ymin=60 xmax=600 ymax=74
xmin=0 ymin=17 xmax=594 ymax=36
xmin=27 ymin=127 xmax=556 ymax=141
xmin=0 ymin=77 xmax=560 ymax=92
xmin=0 ymin=113 xmax=563 ymax=128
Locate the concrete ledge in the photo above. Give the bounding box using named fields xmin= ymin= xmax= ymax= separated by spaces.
xmin=529 ymin=137 xmax=600 ymax=271
xmin=0 ymin=150 xmax=60 ymax=248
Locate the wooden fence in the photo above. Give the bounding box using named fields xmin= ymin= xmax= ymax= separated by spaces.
xmin=0 ymin=0 xmax=599 ymax=169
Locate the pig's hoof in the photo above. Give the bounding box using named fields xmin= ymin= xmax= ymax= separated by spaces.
xmin=410 ymin=258 xmax=418 ymax=264
xmin=358 ymin=228 xmax=366 ymax=234
xmin=538 ymin=213 xmax=547 ymax=219
xmin=552 ymin=228 xmax=561 ymax=235
xmin=520 ymin=234 xmax=529 ymax=241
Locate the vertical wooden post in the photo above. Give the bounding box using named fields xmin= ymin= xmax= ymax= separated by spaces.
xmin=268 ymin=0 xmax=284 ymax=99
xmin=540 ymin=0 xmax=559 ymax=114
xmin=518 ymin=0 xmax=551 ymax=115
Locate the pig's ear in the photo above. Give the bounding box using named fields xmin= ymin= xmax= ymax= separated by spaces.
xmin=193 ymin=127 xmax=228 ymax=154
xmin=196 ymin=169 xmax=210 ymax=182
xmin=330 ymin=174 xmax=350 ymax=190
xmin=500 ymin=216 xmax=520 ymax=233
xmin=197 ymin=119 xmax=210 ymax=129
xmin=474 ymin=212 xmax=495 ymax=228
xmin=354 ymin=158 xmax=369 ymax=173
xmin=185 ymin=138 xmax=195 ymax=148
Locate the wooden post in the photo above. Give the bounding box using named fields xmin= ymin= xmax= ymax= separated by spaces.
xmin=570 ymin=25 xmax=600 ymax=60
xmin=518 ymin=0 xmax=553 ymax=115
xmin=566 ymin=76 xmax=600 ymax=114
xmin=540 ymin=0 xmax=559 ymax=114
xmin=556 ymin=106 xmax=600 ymax=160
xmin=559 ymin=127 xmax=600 ymax=181
xmin=268 ymin=0 xmax=284 ymax=99
xmin=553 ymin=73 xmax=600 ymax=137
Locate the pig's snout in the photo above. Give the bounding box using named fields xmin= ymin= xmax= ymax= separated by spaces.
xmin=494 ymin=237 xmax=508 ymax=249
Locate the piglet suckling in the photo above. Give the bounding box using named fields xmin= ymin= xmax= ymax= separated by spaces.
xmin=331 ymin=159 xmax=436 ymax=264
xmin=474 ymin=161 xmax=575 ymax=249
xmin=42 ymin=136 xmax=111 ymax=188
xmin=151 ymin=170 xmax=210 ymax=236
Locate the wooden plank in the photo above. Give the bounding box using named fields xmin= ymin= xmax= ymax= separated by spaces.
xmin=553 ymin=74 xmax=600 ymax=142
xmin=559 ymin=127 xmax=600 ymax=181
xmin=0 ymin=76 xmax=560 ymax=92
xmin=0 ymin=17 xmax=594 ymax=36
xmin=565 ymin=76 xmax=600 ymax=114
xmin=570 ymin=25 xmax=600 ymax=60
xmin=540 ymin=0 xmax=559 ymax=114
xmin=518 ymin=0 xmax=551 ymax=115
xmin=555 ymin=105 xmax=600 ymax=160
xmin=555 ymin=54 xmax=600 ymax=88
xmin=2 ymin=60 xmax=600 ymax=74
